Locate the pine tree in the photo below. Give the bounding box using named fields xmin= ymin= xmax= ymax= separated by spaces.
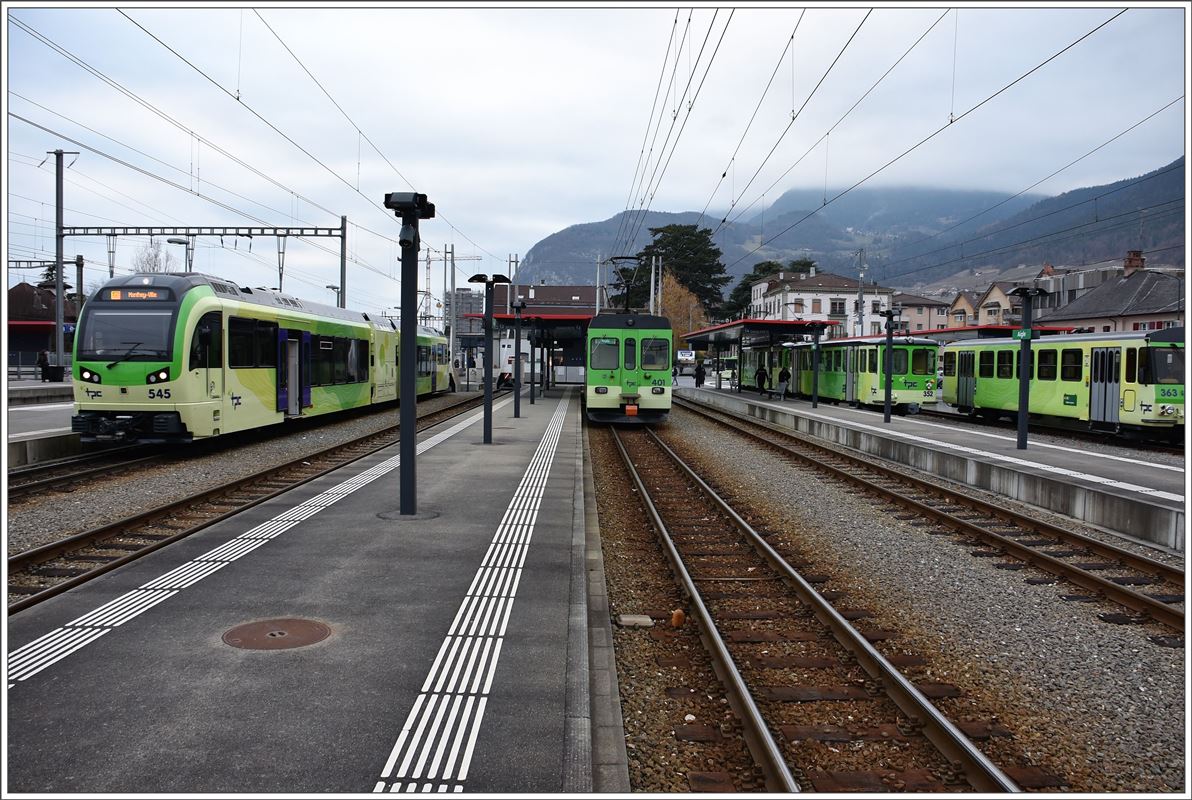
xmin=612 ymin=225 xmax=730 ymax=312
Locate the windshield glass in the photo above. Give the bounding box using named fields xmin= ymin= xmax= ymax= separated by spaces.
xmin=1147 ymin=346 xmax=1184 ymax=385
xmin=641 ymin=338 xmax=669 ymax=370
xmin=77 ymin=309 xmax=175 ymax=360
xmin=590 ymin=337 xmax=619 ymax=370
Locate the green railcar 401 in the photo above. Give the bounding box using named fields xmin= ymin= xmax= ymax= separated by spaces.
xmin=72 ymin=273 xmax=453 ymax=443
xmin=584 ymin=313 xmax=672 ymax=424
xmin=940 ymin=328 xmax=1184 ymax=437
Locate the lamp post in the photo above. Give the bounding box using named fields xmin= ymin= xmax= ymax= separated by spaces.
xmin=879 ymin=306 xmax=903 ymax=423
xmin=166 ymin=236 xmax=194 ymax=272
xmin=1009 ymin=286 xmax=1048 ymax=449
xmin=469 ymin=272 xmax=511 ymax=443
xmin=383 ymin=191 xmax=435 ymax=516
xmin=325 ymin=285 xmax=341 ymax=306
xmin=511 ymin=299 xmax=526 ymax=418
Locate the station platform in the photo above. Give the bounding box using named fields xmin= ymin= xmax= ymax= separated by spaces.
xmin=681 ymin=385 xmax=1185 ymax=553
xmin=6 ymin=387 xmax=628 ymax=794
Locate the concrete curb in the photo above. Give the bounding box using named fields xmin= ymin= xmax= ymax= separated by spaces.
xmin=564 ymin=400 xmax=592 ymax=792
xmin=582 ymin=423 xmax=631 ymax=793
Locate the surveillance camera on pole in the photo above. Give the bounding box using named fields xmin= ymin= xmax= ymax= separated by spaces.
xmin=383 ymin=190 xmax=435 ymax=516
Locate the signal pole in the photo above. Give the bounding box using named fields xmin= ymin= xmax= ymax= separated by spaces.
xmin=856 ymin=249 xmax=866 ymax=337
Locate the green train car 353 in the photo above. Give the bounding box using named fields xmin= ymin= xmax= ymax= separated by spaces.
xmin=72 ymin=273 xmax=452 ymax=443
xmin=789 ymin=335 xmax=939 ymax=413
xmin=585 ymin=313 xmax=672 ymax=424
xmin=940 ymin=328 xmax=1184 ymax=437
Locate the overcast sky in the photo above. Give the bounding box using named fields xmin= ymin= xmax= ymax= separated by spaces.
xmin=5 ymin=2 xmax=1188 ymax=317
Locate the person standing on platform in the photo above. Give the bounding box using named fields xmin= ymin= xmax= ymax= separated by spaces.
xmin=37 ymin=350 xmax=50 ymax=382
xmin=755 ymin=364 xmax=769 ymax=398
xmin=694 ymin=361 xmax=706 ymax=389
xmin=672 ymin=366 xmax=678 ymax=386
xmin=776 ymin=365 xmax=791 ymax=400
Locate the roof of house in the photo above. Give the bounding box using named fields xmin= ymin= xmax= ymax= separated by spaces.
xmin=764 ymin=271 xmax=893 ymax=294
xmin=892 ymin=291 xmax=948 ymax=307
xmin=949 ymin=290 xmax=982 ymax=310
xmin=1037 ymin=270 xmax=1185 ymax=322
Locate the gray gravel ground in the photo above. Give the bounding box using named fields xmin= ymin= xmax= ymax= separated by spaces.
xmin=655 ymin=407 xmax=1185 ymax=794
xmin=5 ymin=393 xmax=475 ymax=557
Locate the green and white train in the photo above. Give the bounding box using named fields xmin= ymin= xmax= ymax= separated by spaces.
xmin=940 ymin=328 xmax=1184 ymax=437
xmin=584 ymin=313 xmax=672 ymax=423
xmin=72 ymin=272 xmax=453 ymax=443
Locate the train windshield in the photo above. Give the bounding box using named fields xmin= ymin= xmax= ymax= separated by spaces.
xmin=77 ymin=309 xmax=175 ymax=361
xmin=641 ymin=338 xmax=669 ymax=370
xmin=1145 ymin=346 xmax=1184 ymax=385
xmin=590 ymin=337 xmax=619 ymax=370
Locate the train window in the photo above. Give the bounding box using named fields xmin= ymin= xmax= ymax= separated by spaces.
xmin=358 ymin=339 xmax=370 ymax=379
xmin=996 ymin=350 xmax=1014 ymax=379
xmin=1146 ymin=346 xmax=1184 ymax=384
xmin=943 ymin=351 xmax=956 ymax=377
xmin=256 ymin=322 xmax=278 ymax=368
xmin=911 ymin=349 xmax=933 ymax=375
xmin=867 ymin=349 xmax=877 ymax=373
xmin=590 ymin=337 xmax=618 ymax=370
xmin=189 ymin=311 xmax=222 ymax=370
xmin=229 ymin=318 xmax=256 ymax=368
xmin=1036 ymin=349 xmax=1057 ymax=381
xmin=886 ymin=349 xmax=907 ymax=375
xmin=641 ymin=338 xmax=669 ymax=370
xmin=1125 ymin=348 xmax=1137 ymax=383
xmin=417 ymin=345 xmax=431 ymax=376
xmin=624 ymin=338 xmax=637 ymax=371
xmin=314 ymin=337 xmax=334 ymax=386
xmin=1061 ymin=349 xmax=1082 ymax=381
xmin=979 ymin=351 xmax=994 ymax=378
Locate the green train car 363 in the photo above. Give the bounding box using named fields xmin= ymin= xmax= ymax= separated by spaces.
xmin=72 ymin=273 xmax=453 ymax=443
xmin=940 ymin=328 xmax=1184 ymax=437
xmin=585 ymin=313 xmax=672 ymax=423
xmin=789 ymin=335 xmax=939 ymax=413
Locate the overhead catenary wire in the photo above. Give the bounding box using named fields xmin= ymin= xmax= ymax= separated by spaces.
xmin=724 ymin=8 xmax=1130 ymax=274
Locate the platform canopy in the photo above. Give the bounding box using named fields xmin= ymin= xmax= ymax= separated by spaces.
xmin=463 ymin=311 xmax=593 ymax=345
xmin=683 ymin=318 xmax=837 ymax=350
xmin=914 ymin=324 xmax=1075 ymax=342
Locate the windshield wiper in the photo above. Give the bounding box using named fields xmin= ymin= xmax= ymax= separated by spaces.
xmin=106 ymin=342 xmax=145 ymax=368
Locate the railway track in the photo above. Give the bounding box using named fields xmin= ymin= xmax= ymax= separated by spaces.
xmin=676 ymin=397 xmax=1185 ymax=642
xmin=7 ymin=394 xmax=490 ymax=613
xmin=7 ymin=446 xmax=169 ymax=501
xmin=608 ymin=425 xmax=1057 ymax=793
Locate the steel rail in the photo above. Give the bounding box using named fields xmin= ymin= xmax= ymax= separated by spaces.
xmin=677 ymin=397 xmax=1185 ymax=631
xmin=632 ymin=426 xmax=1022 ymax=794
xmin=609 ymin=427 xmax=801 ymax=794
xmin=8 ymin=395 xmax=489 ymax=614
xmin=7 ymin=455 xmax=167 ymax=500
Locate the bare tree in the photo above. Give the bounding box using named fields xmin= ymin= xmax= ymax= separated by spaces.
xmin=132 ymin=239 xmax=176 ymax=273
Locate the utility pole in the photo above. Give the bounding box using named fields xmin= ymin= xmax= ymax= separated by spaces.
xmin=277 ymin=234 xmax=287 ymax=293
xmin=856 ymin=249 xmax=866 ymax=337
xmin=75 ymin=255 xmax=85 ymax=309
xmin=339 ymin=215 xmax=347 ymax=308
xmin=507 ymin=253 xmax=519 ymax=314
xmin=52 ymin=148 xmax=75 ymax=375
xmin=649 ymin=255 xmax=657 ymax=315
xmin=594 ymin=254 xmax=601 ymax=314
xmin=106 ymin=235 xmax=116 ymax=279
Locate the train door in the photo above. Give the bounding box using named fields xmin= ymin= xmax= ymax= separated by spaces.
xmin=1090 ymin=347 xmax=1121 ymax=425
xmin=622 ymin=336 xmax=639 ymax=396
xmin=957 ymin=351 xmax=976 ymax=409
xmin=191 ymin=310 xmax=223 ymax=400
xmin=276 ymin=329 xmax=303 ymax=416
xmin=845 ymin=347 xmax=857 ymax=404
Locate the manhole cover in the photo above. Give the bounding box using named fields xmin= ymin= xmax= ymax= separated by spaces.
xmin=222 ymin=618 xmax=331 ymax=650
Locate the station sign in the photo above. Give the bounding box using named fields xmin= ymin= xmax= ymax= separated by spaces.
xmin=1012 ymin=328 xmax=1035 ymax=340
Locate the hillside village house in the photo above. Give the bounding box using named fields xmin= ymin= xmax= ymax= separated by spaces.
xmin=1034 ymin=252 xmax=1184 ymax=332
xmin=974 ymin=282 xmax=1023 ymax=326
xmin=947 ymin=290 xmax=982 ymax=328
xmin=891 ymin=292 xmax=949 ymax=332
xmin=750 ymin=268 xmax=894 ymax=339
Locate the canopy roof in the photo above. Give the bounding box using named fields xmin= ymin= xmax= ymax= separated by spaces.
xmin=683 ymin=319 xmax=837 ymax=349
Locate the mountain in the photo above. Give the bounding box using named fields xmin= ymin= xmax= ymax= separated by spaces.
xmin=517 ymin=159 xmax=1185 ymax=294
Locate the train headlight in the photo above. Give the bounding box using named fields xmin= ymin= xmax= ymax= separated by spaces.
xmin=651 ymin=386 xmax=664 ymax=394
xmin=1160 ymin=404 xmax=1176 ymax=416
xmin=80 ymin=369 xmax=101 ymax=384
xmin=595 ymin=386 xmax=608 ymax=394
xmin=146 ymin=369 xmax=170 ymax=384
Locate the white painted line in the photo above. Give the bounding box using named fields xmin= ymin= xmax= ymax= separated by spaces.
xmin=7 ymin=402 xmax=76 ymax=411
xmin=8 ymin=426 xmax=73 ymax=440
xmin=427 ymin=695 xmax=464 ymax=780
xmin=456 ymin=697 xmax=488 ymax=782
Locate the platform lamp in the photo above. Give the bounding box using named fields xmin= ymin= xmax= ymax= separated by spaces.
xmin=511 ymin=299 xmax=527 ymax=419
xmin=325 ymin=285 xmax=341 ymax=306
xmin=1009 ymin=286 xmax=1048 ymax=450
xmin=469 ymin=272 xmax=511 ymax=444
xmin=166 ymin=236 xmax=194 ymax=272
